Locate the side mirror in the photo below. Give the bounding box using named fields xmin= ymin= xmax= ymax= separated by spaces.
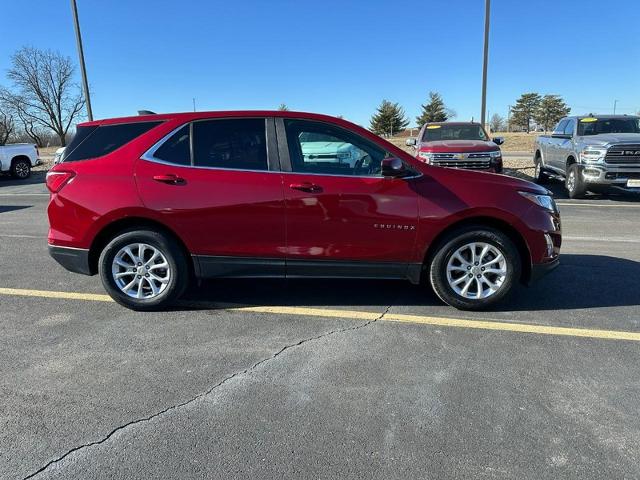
xmin=405 ymin=137 xmax=417 ymax=146
xmin=381 ymin=157 xmax=407 ymax=177
xmin=492 ymin=137 xmax=504 ymax=145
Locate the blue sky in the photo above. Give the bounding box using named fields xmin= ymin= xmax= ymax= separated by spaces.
xmin=1 ymin=0 xmax=639 ymax=127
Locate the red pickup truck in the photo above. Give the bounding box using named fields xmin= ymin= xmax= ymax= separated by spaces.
xmin=407 ymin=122 xmax=504 ymax=173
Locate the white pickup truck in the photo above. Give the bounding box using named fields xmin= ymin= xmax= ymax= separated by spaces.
xmin=0 ymin=144 xmax=40 ymax=179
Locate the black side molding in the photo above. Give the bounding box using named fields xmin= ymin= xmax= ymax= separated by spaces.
xmin=49 ymin=245 xmax=93 ymax=276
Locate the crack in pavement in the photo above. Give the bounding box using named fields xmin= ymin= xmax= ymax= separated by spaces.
xmin=22 ymin=305 xmax=391 ymax=479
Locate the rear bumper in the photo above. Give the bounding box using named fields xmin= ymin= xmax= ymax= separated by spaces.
xmin=48 ymin=244 xmax=93 ymax=275
xmin=528 ymin=257 xmax=560 ymax=285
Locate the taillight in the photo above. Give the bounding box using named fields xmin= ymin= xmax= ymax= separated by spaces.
xmin=46 ymin=170 xmax=75 ymax=193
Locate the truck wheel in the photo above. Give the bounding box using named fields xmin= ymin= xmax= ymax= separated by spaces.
xmin=533 ymin=154 xmax=550 ymax=184
xmin=10 ymin=158 xmax=31 ymax=179
xmin=98 ymin=229 xmax=188 ymax=310
xmin=429 ymin=227 xmax=521 ymax=310
xmin=566 ymin=164 xmax=587 ymax=199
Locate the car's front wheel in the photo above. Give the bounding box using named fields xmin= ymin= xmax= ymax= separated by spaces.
xmin=429 ymin=227 xmax=521 ymax=310
xmin=98 ymin=229 xmax=188 ymax=310
xmin=566 ymin=164 xmax=587 ymax=199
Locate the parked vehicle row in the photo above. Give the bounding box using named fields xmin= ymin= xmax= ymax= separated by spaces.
xmin=533 ymin=115 xmax=640 ymax=198
xmin=406 ymin=122 xmax=504 ymax=173
xmin=0 ymin=143 xmax=40 ymax=179
xmin=47 ymin=111 xmax=561 ymax=311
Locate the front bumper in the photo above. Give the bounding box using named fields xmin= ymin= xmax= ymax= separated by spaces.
xmin=578 ymin=163 xmax=640 ymax=186
xmin=48 ymin=244 xmax=93 ymax=275
xmin=528 ymin=257 xmax=560 ymax=285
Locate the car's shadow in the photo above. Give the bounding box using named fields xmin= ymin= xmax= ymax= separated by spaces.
xmin=178 ymin=254 xmax=640 ymax=312
xmin=546 ymin=181 xmax=640 ymax=202
xmin=0 ymin=170 xmax=47 ymax=187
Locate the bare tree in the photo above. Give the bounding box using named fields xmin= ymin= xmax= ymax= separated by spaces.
xmin=489 ymin=113 xmax=505 ymax=132
xmin=0 ymin=110 xmax=15 ymax=145
xmin=0 ymin=47 xmax=85 ymax=146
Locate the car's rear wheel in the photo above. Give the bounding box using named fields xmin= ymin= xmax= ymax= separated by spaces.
xmin=429 ymin=227 xmax=521 ymax=310
xmin=533 ymin=154 xmax=550 ymax=184
xmin=566 ymin=164 xmax=587 ymax=199
xmin=98 ymin=229 xmax=188 ymax=310
xmin=11 ymin=158 xmax=31 ymax=179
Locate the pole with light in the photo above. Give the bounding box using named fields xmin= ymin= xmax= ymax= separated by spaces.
xmin=480 ymin=0 xmax=490 ymax=128
xmin=71 ymin=0 xmax=93 ymax=121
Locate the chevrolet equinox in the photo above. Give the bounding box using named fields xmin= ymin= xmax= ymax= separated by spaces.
xmin=47 ymin=111 xmax=561 ymax=310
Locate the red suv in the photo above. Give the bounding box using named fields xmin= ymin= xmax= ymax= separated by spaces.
xmin=407 ymin=122 xmax=504 ymax=173
xmin=47 ymin=111 xmax=561 ymax=310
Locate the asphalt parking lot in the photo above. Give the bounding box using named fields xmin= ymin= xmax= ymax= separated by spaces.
xmin=1 ymin=173 xmax=640 ymax=479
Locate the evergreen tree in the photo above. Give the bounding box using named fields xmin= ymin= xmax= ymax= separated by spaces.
xmin=369 ymin=100 xmax=409 ymax=136
xmin=534 ymin=95 xmax=571 ymax=132
xmin=416 ymin=92 xmax=449 ymax=126
xmin=510 ymin=93 xmax=542 ymax=133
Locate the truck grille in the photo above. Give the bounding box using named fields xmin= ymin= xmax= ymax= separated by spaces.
xmin=430 ymin=152 xmax=491 ymax=170
xmin=605 ymin=144 xmax=640 ymax=164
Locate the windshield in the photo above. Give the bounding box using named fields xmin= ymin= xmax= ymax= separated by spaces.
xmin=421 ymin=124 xmax=488 ymax=142
xmin=578 ymin=117 xmax=640 ymax=136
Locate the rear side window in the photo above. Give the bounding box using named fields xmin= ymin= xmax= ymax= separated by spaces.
xmin=153 ymin=125 xmax=190 ymax=166
xmin=192 ymin=119 xmax=267 ymax=170
xmin=63 ymin=121 xmax=162 ymax=162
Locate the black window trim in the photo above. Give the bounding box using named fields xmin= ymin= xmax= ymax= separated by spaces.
xmin=274 ymin=117 xmax=421 ymax=179
xmin=141 ymin=117 xmax=280 ymax=173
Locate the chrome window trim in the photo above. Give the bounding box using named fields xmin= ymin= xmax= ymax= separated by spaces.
xmin=141 ymin=119 xmax=422 ymax=180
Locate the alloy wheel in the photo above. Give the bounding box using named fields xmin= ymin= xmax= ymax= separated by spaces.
xmin=111 ymin=243 xmax=171 ymax=299
xmin=15 ymin=162 xmax=29 ymax=178
xmin=446 ymin=242 xmax=507 ymax=299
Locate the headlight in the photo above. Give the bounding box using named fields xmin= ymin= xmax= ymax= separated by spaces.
xmin=418 ymin=151 xmax=433 ymax=163
xmin=489 ymin=151 xmax=502 ymax=158
xmin=580 ymin=147 xmax=606 ymax=163
xmin=518 ymin=191 xmax=557 ymax=212
xmin=337 ymin=152 xmax=351 ymax=160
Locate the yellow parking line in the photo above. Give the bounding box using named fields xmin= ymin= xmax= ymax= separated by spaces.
xmin=1 ymin=287 xmax=640 ymax=342
xmin=0 ymin=287 xmax=113 ymax=302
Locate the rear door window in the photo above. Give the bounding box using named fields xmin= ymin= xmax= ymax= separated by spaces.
xmin=152 ymin=125 xmax=191 ymax=166
xmin=192 ymin=119 xmax=268 ymax=171
xmin=63 ymin=121 xmax=162 ymax=162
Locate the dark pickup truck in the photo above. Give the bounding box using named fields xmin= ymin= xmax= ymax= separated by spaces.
xmin=533 ymin=115 xmax=640 ymax=198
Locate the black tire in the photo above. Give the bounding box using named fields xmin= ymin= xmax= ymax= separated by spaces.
xmin=10 ymin=158 xmax=31 ymax=179
xmin=429 ymin=227 xmax=521 ymax=310
xmin=566 ymin=164 xmax=587 ymax=199
xmin=98 ymin=229 xmax=188 ymax=310
xmin=533 ymin=153 xmax=550 ymax=184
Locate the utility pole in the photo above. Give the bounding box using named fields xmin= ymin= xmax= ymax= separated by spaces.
xmin=507 ymin=104 xmax=511 ymax=132
xmin=193 ymin=98 xmax=196 ymax=112
xmin=71 ymin=0 xmax=93 ymax=121
xmin=480 ymin=0 xmax=490 ymax=128
xmin=613 ymin=99 xmax=618 ymax=115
